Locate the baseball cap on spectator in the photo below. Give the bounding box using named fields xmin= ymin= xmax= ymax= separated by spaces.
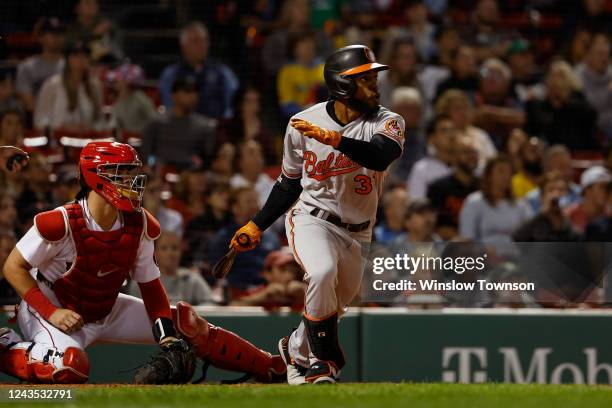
xmin=171 ymin=75 xmax=197 ymax=93
xmin=406 ymin=198 xmax=435 ymax=217
xmin=580 ymin=166 xmax=612 ymax=190
xmin=106 ymin=63 xmax=145 ymax=86
xmin=263 ymin=248 xmax=296 ymax=271
xmin=64 ymin=40 xmax=91 ymax=57
xmin=37 ymin=17 xmax=66 ymax=34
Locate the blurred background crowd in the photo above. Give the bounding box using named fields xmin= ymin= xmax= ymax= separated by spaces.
xmin=0 ymin=0 xmax=611 ymax=309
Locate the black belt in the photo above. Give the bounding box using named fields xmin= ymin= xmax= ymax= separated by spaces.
xmin=309 ymin=208 xmax=370 ymax=232
xmin=36 ymin=271 xmax=54 ymax=289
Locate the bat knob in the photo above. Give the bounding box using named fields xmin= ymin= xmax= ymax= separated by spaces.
xmin=237 ymin=233 xmax=250 ymax=247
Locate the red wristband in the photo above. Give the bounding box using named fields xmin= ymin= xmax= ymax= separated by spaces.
xmin=23 ymin=287 xmax=58 ymax=320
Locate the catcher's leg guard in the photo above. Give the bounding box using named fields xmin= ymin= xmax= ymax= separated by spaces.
xmin=173 ymin=301 xmax=285 ymax=382
xmin=0 ymin=340 xmax=89 ymax=384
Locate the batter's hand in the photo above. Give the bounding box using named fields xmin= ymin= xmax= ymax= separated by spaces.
xmin=230 ymin=221 xmax=261 ymax=252
xmin=48 ymin=308 xmax=84 ymax=334
xmin=290 ymin=119 xmax=341 ymax=148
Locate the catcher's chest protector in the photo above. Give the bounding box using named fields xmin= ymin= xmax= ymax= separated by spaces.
xmin=53 ymin=203 xmax=143 ymax=323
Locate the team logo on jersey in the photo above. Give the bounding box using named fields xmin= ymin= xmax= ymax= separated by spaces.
xmin=303 ymin=151 xmax=360 ymax=181
xmin=383 ymin=119 xmax=404 ymax=144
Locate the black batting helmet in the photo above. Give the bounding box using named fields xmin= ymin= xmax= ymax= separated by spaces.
xmin=324 ymin=45 xmax=388 ymax=102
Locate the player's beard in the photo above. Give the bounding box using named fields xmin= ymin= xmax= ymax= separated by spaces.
xmin=344 ymin=96 xmax=380 ymax=116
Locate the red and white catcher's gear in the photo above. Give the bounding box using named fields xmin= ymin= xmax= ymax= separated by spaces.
xmin=79 ymin=141 xmax=146 ymax=212
xmin=0 ymin=328 xmax=89 ymax=383
xmin=34 ymin=202 xmax=160 ymax=323
xmin=173 ymin=301 xmax=286 ymax=382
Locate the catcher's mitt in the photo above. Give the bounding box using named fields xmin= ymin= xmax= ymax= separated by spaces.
xmin=133 ymin=338 xmax=196 ymax=384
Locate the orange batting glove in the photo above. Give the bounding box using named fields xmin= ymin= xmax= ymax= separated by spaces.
xmin=230 ymin=221 xmax=262 ymax=252
xmin=290 ymin=119 xmax=341 ymax=148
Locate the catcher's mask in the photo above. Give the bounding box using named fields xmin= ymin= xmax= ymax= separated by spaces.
xmin=79 ymin=142 xmax=146 ymax=212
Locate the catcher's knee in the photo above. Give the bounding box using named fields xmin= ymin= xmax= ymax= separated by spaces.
xmin=173 ymin=301 xmax=210 ymax=357
xmin=0 ymin=343 xmax=89 ymax=384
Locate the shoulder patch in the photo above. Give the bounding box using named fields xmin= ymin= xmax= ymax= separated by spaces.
xmin=34 ymin=210 xmax=68 ymax=242
xmin=381 ymin=118 xmax=404 ymax=144
xmin=143 ymin=209 xmax=161 ymax=240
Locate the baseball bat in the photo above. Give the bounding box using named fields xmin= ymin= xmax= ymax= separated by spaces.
xmin=211 ymin=234 xmax=250 ymax=279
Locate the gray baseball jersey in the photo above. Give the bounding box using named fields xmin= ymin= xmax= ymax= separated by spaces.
xmin=282 ymin=102 xmax=406 ymax=232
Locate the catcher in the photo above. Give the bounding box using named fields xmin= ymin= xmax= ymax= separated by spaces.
xmin=0 ymin=141 xmax=284 ymax=384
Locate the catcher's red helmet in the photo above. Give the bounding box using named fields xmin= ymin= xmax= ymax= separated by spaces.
xmin=79 ymin=141 xmax=146 ymax=212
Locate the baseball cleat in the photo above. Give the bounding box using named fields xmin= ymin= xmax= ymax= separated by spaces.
xmin=304 ymin=360 xmax=340 ymax=384
xmin=277 ymin=335 xmax=307 ymax=385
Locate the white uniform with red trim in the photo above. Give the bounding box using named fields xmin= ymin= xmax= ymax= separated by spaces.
xmin=7 ymin=198 xmax=160 ymax=372
xmin=282 ymin=102 xmax=405 ymax=368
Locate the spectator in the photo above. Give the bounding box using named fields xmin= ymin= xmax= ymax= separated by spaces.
xmin=229 ymin=140 xmax=275 ymax=208
xmin=401 ymin=0 xmax=437 ymax=62
xmin=128 ymin=231 xmax=216 ymax=305
xmin=15 ymin=152 xmax=53 ymax=224
xmin=208 ymin=142 xmax=236 ymax=181
xmin=511 ymin=137 xmax=545 ymax=199
xmin=390 ymin=199 xmax=442 ymax=258
xmin=465 ymin=0 xmax=512 ymax=60
xmin=525 ymin=61 xmax=598 ymax=150
xmin=34 ymin=40 xmax=103 ymax=131
xmin=564 ymin=166 xmax=611 ymax=234
xmin=0 ymin=108 xmax=24 ymax=147
xmin=277 ymin=31 xmax=325 ymax=119
xmin=0 ymin=194 xmax=18 ymax=237
xmin=506 ymin=127 xmax=528 ymax=172
xmin=378 ymin=38 xmax=423 ymax=109
xmin=563 ymin=28 xmax=593 ymax=66
xmin=473 ymin=58 xmax=525 ymax=148
xmin=525 ymin=145 xmax=582 ymax=213
xmin=168 ymin=166 xmax=208 ymax=224
xmin=231 ymin=248 xmax=306 ymax=310
xmin=435 ymin=89 xmax=496 ymax=172
xmin=434 ymin=45 xmax=479 ymax=100
xmin=65 ymin=0 xmax=122 ymax=62
xmin=407 ymin=115 xmax=456 ymax=199
xmin=50 ymin=167 xmax=79 ymax=207
xmin=143 ymin=176 xmax=184 ymax=237
xmin=141 ymin=76 xmax=217 ymax=170
xmin=459 ymin=155 xmax=532 ymax=255
xmin=105 ymin=63 xmax=157 ymax=134
xmin=159 ymin=22 xmax=239 ymax=119
xmin=184 ymin=180 xmax=232 ymax=269
xmin=513 ymin=171 xmax=581 ymax=242
xmin=428 ymin=136 xmax=480 ymax=240
xmin=388 ymin=87 xmax=426 ymax=183
xmin=374 ymin=187 xmax=409 ymax=244
xmin=217 ymin=87 xmax=277 ymax=165
xmin=419 ymin=25 xmax=459 ymax=104
xmin=0 ymin=69 xmax=23 ymax=114
xmin=207 ymin=186 xmax=280 ymax=294
xmin=261 ymin=0 xmax=333 ymax=77
xmin=506 ymin=39 xmax=545 ymax=104
xmin=574 ymin=34 xmax=612 ymax=140
xmin=15 ymin=17 xmax=65 ymax=113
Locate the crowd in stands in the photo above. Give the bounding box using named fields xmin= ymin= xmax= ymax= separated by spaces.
xmin=1 ymin=0 xmax=612 ymax=309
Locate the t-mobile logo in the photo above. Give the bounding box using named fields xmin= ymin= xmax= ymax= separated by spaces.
xmin=442 ymin=347 xmax=487 ymax=383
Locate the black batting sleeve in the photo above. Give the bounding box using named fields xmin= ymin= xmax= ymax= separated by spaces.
xmin=336 ymin=134 xmax=402 ymax=172
xmin=252 ymin=174 xmax=303 ymax=230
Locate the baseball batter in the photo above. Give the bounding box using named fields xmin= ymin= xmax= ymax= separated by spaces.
xmin=0 ymin=142 xmax=284 ymax=384
xmin=230 ymin=45 xmax=405 ymax=383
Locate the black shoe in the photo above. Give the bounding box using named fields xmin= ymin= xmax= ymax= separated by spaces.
xmin=304 ymin=360 xmax=339 ymax=384
xmin=277 ymin=335 xmax=307 ymax=385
